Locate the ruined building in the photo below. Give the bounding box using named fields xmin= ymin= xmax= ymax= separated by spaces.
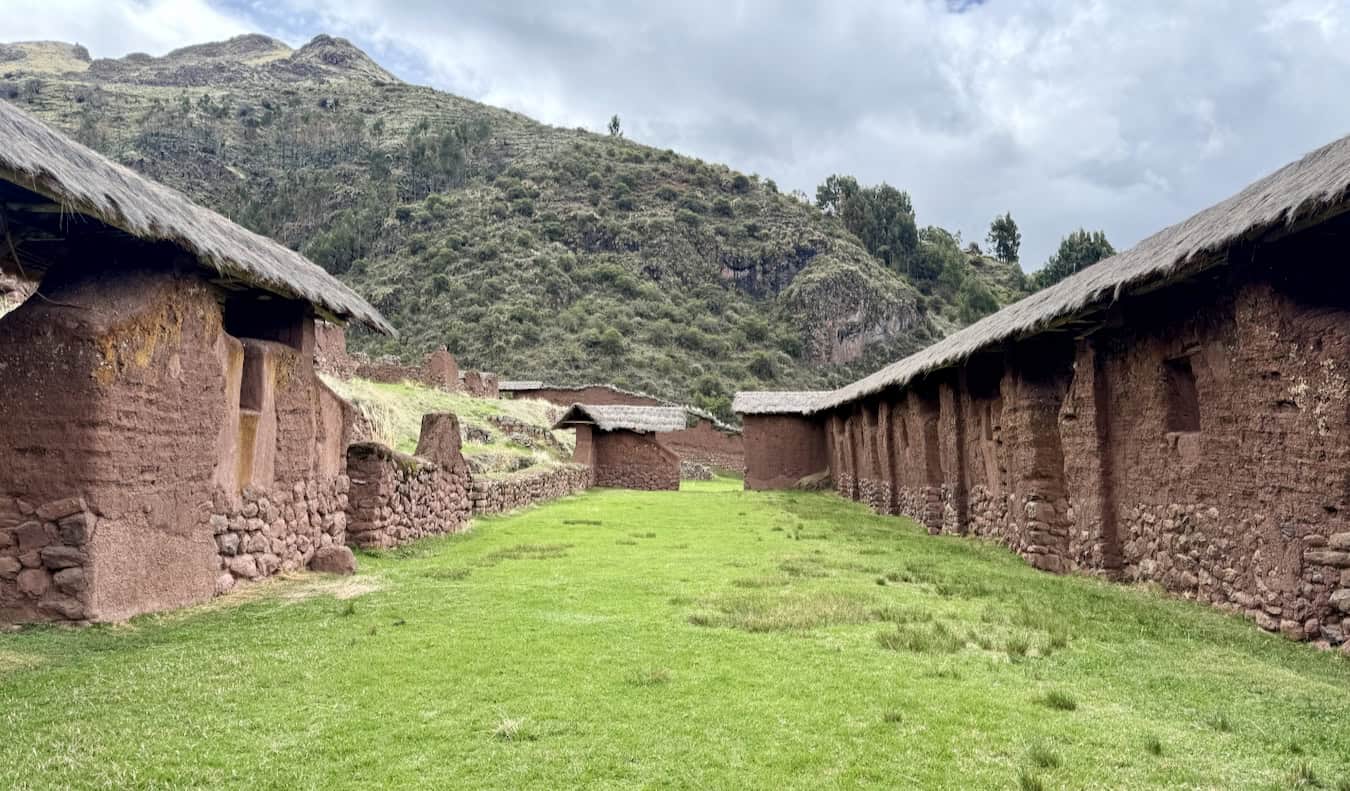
xmin=0 ymin=100 xmax=392 ymax=623
xmin=503 ymin=381 xmax=745 ymax=470
xmin=553 ymin=405 xmax=685 ymax=490
xmin=736 ymin=132 xmax=1350 ymax=643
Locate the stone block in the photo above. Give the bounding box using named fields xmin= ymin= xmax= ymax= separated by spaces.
xmin=215 ymin=572 xmax=236 ymax=595
xmin=215 ymin=532 xmax=240 ymax=556
xmin=1330 ymin=588 xmax=1350 ymax=614
xmin=53 ymin=567 xmax=86 ymax=593
xmin=39 ymin=545 xmax=85 ymax=570
xmin=227 ymin=554 xmax=259 ymax=579
xmin=1304 ymin=550 xmax=1350 ymax=568
xmin=16 ymin=568 xmax=50 ymax=597
xmin=35 ymin=497 xmax=84 ymax=522
xmin=14 ymin=522 xmax=52 ymax=551
xmin=310 ymin=546 xmax=357 ymax=575
xmin=1329 ymin=532 xmax=1350 ymax=551
xmin=0 ymin=556 xmax=20 ymax=580
xmin=57 ymin=512 xmax=92 ymax=545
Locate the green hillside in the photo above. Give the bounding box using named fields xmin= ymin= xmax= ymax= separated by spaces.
xmin=0 ymin=35 xmax=1026 ymax=417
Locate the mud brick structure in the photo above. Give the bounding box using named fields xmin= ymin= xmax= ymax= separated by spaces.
xmin=0 ymin=101 xmax=391 ymax=623
xmin=736 ymin=132 xmax=1350 ymax=644
xmin=470 ymin=465 xmax=592 ymax=515
xmin=554 ymin=405 xmax=684 ymax=490
xmin=316 ymin=322 xmax=497 ymax=397
xmin=501 ymin=381 xmax=745 ymax=470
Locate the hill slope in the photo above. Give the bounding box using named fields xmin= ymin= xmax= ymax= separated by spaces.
xmin=0 ymin=34 xmax=1025 ymax=417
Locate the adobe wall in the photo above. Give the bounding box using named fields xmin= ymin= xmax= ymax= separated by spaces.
xmin=820 ymin=249 xmax=1350 ymax=644
xmin=742 ymin=415 xmax=828 ymax=490
xmin=520 ymin=385 xmax=744 ymax=470
xmin=662 ymin=418 xmax=745 ymax=471
xmin=592 ymin=430 xmax=681 ymax=490
xmin=470 ymin=464 xmax=592 ymax=515
xmin=0 ymin=265 xmax=232 ymax=622
xmin=0 ymin=260 xmax=358 ymax=623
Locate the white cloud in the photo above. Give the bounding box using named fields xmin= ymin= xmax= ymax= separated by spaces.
xmin=3 ymin=0 xmax=251 ymax=57
xmin=11 ymin=0 xmax=1350 ymax=266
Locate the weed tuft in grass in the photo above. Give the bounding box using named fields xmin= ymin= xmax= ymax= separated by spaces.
xmin=882 ymin=710 xmax=904 ymax=724
xmin=877 ymin=622 xmax=962 ymax=654
xmin=687 ymin=612 xmax=716 ymax=627
xmin=628 ymin=668 xmax=672 ymax=686
xmin=1039 ymin=690 xmax=1078 ymax=711
xmin=1288 ymin=740 xmax=1305 ymax=756
xmin=427 ymin=567 xmax=471 ymax=581
xmin=1027 ymin=744 xmax=1061 ymax=769
xmin=492 ymin=716 xmax=534 ymax=742
xmin=1287 ymin=760 xmax=1320 ymax=789
xmin=875 ymin=577 xmax=887 ymax=586
xmin=1206 ymin=712 xmax=1233 ymax=733
xmin=631 ymin=532 xmax=657 ymax=539
xmin=1006 ymin=636 xmax=1032 ymax=659
xmin=872 ymin=605 xmax=933 ymax=625
xmin=777 ymin=559 xmax=828 ymax=578
xmin=480 ymin=543 xmax=572 ymax=566
xmin=1144 ymin=735 xmax=1163 ymax=756
xmin=616 ymin=539 xmax=638 ymax=546
xmin=1018 ymin=770 xmax=1045 ymax=791
xmin=562 ymin=519 xmax=602 ymax=526
xmin=731 ymin=576 xmax=790 ymax=589
xmin=339 ymin=601 xmax=357 ymax=617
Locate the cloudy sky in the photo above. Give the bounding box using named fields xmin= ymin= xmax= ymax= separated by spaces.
xmin=8 ymin=0 xmax=1350 ymax=266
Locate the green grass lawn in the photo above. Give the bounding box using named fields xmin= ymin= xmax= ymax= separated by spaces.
xmin=3 ymin=487 xmax=1348 ymax=789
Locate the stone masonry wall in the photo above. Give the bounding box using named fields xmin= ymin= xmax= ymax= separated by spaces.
xmin=471 ymin=465 xmax=592 ymax=515
xmin=344 ymin=443 xmax=471 ymax=549
xmin=210 ymin=478 xmax=348 ymax=593
xmin=0 ymin=496 xmax=96 ymax=623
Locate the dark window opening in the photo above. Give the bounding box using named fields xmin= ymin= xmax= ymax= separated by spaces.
xmin=222 ymin=293 xmax=307 ymax=351
xmin=1164 ymin=356 xmax=1201 ymax=432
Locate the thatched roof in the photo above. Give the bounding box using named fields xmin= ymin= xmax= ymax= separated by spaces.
xmin=552 ymin=404 xmax=687 ymax=433
xmin=738 ymin=130 xmax=1350 ymax=415
xmin=0 ymin=100 xmax=393 ymax=333
xmin=732 ymin=391 xmax=830 ymax=416
xmin=505 ymin=379 xmax=739 ymax=433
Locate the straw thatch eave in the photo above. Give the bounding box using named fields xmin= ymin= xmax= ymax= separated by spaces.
xmin=551 ymin=404 xmax=688 ymax=433
xmin=0 ymin=100 xmax=393 ymax=334
xmin=736 ymin=129 xmax=1350 ymax=416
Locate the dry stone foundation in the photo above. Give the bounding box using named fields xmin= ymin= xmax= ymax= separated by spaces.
xmin=0 ymin=496 xmax=96 ymax=623
xmin=344 ymin=443 xmax=471 ymax=549
xmin=470 ymin=465 xmax=592 ymax=515
xmin=210 ymin=479 xmax=349 ymax=593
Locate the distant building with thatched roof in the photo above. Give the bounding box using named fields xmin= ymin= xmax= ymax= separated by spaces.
xmin=0 ymin=100 xmax=390 ymax=623
xmin=734 ymin=129 xmax=1350 ymax=643
xmin=552 ymin=405 xmax=684 ymax=490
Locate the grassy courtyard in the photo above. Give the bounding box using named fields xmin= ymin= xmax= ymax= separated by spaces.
xmin=2 ymin=480 xmax=1348 ymax=789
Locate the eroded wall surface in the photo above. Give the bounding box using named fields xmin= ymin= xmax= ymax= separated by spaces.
xmin=743 ymin=415 xmax=828 ymax=490
xmin=593 ymin=431 xmax=680 ymax=490
xmin=816 ymin=255 xmax=1350 ymax=643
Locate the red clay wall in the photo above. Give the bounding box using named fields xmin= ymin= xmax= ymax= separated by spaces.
xmin=820 ymin=249 xmax=1350 ymax=644
xmin=510 ymin=386 xmax=745 ymax=470
xmin=662 ymin=418 xmax=745 ymax=471
xmin=592 ymin=431 xmax=680 ymax=490
xmin=0 ymin=261 xmax=359 ymax=623
xmin=743 ymin=415 xmax=828 ymax=490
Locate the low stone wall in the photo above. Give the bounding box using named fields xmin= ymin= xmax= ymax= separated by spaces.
xmin=487 ymin=414 xmax=568 ymax=455
xmin=680 ymin=461 xmax=713 ymax=481
xmin=344 ymin=443 xmax=471 ymax=549
xmin=0 ymin=496 xmax=95 ymax=622
xmin=470 ymin=465 xmax=591 ymax=515
xmin=211 ymin=478 xmax=349 ymax=593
